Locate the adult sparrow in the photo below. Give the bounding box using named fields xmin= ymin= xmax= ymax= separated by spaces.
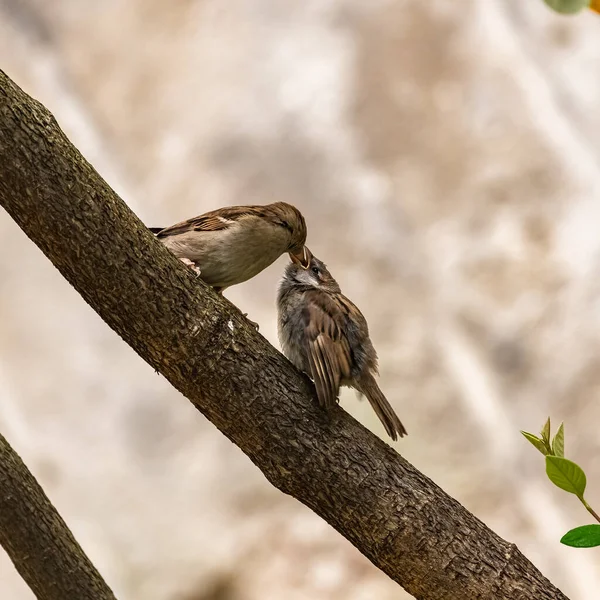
xmin=277 ymin=249 xmax=407 ymax=440
xmin=150 ymin=202 xmax=309 ymax=292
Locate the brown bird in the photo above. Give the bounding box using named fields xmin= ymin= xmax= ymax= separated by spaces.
xmin=150 ymin=202 xmax=309 ymax=292
xmin=277 ymin=249 xmax=407 ymax=440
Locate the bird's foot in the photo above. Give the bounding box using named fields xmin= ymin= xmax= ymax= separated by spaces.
xmin=180 ymin=258 xmax=202 ymax=277
xmin=242 ymin=313 xmax=260 ymax=331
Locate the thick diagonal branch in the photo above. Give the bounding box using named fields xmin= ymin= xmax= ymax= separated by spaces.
xmin=0 ymin=70 xmax=568 ymax=600
xmin=0 ymin=432 xmax=117 ymax=600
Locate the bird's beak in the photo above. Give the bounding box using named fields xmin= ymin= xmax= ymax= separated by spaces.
xmin=289 ymin=246 xmax=312 ymax=269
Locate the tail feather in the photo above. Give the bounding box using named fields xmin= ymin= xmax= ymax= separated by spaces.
xmin=359 ymin=376 xmax=407 ymax=441
xmin=148 ymin=227 xmax=164 ymax=235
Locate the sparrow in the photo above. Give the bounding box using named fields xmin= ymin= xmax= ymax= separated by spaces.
xmin=277 ymin=249 xmax=407 ymax=441
xmin=150 ymin=202 xmax=310 ymax=292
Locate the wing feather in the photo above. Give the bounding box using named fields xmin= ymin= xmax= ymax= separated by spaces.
xmin=154 ymin=206 xmax=265 ymax=237
xmin=304 ymin=291 xmax=353 ymax=409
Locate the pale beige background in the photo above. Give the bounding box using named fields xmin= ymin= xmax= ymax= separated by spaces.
xmin=1 ymin=1 xmax=600 ymax=599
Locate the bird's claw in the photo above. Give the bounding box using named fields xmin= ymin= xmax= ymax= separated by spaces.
xmin=180 ymin=258 xmax=202 ymax=277
xmin=242 ymin=313 xmax=260 ymax=331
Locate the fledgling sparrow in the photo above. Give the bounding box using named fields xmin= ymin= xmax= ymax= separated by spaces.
xmin=150 ymin=202 xmax=309 ymax=292
xmin=277 ymin=249 xmax=407 ymax=441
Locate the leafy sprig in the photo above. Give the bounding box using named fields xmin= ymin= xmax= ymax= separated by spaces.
xmin=521 ymin=419 xmax=600 ymax=548
xmin=543 ymin=0 xmax=600 ymax=14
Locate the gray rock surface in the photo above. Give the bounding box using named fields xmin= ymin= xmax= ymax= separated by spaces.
xmin=1 ymin=1 xmax=600 ymax=598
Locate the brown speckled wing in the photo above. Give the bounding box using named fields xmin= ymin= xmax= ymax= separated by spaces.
xmin=155 ymin=205 xmax=267 ymax=237
xmin=304 ymin=290 xmax=352 ymax=409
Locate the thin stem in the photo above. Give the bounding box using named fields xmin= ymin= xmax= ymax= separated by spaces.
xmin=581 ymin=497 xmax=600 ymax=524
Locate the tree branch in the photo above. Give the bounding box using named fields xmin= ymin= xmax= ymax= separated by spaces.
xmin=0 ymin=432 xmax=117 ymax=600
xmin=0 ymin=69 xmax=569 ymax=600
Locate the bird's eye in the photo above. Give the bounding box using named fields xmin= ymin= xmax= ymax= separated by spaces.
xmin=278 ymin=220 xmax=290 ymax=229
xmin=311 ymin=266 xmax=319 ymax=276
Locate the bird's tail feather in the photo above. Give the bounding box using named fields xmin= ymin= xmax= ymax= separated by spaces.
xmin=360 ymin=376 xmax=407 ymax=441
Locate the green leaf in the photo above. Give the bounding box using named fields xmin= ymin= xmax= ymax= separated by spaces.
xmin=543 ymin=0 xmax=590 ymax=14
xmin=546 ymin=456 xmax=586 ymax=497
xmin=540 ymin=418 xmax=551 ymax=445
xmin=552 ymin=422 xmax=565 ymax=458
xmin=560 ymin=525 xmax=600 ymax=548
xmin=521 ymin=431 xmax=549 ymax=455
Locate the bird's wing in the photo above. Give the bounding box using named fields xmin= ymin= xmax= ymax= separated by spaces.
xmin=303 ymin=290 xmax=353 ymax=408
xmin=153 ymin=206 xmax=263 ymax=237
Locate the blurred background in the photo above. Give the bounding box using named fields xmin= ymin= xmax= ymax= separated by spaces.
xmin=1 ymin=1 xmax=600 ymax=598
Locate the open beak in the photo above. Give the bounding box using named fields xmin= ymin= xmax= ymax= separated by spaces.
xmin=289 ymin=246 xmax=312 ymax=269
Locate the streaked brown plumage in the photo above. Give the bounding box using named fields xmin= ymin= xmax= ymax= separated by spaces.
xmin=150 ymin=202 xmax=308 ymax=292
xmin=277 ymin=249 xmax=407 ymax=440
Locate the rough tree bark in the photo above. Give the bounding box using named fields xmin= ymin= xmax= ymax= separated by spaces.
xmin=0 ymin=432 xmax=117 ymax=600
xmin=0 ymin=69 xmax=569 ymax=600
